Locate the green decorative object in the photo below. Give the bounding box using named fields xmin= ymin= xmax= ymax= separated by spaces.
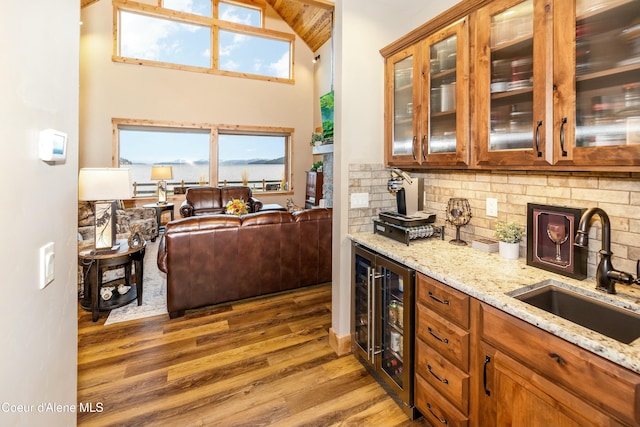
xmin=495 ymin=220 xmax=524 ymax=243
xmin=320 ymin=91 xmax=334 ymax=142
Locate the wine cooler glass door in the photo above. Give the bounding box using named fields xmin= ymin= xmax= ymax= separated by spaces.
xmin=354 ymin=251 xmax=374 ymax=360
xmin=380 ymin=267 xmax=407 ymax=389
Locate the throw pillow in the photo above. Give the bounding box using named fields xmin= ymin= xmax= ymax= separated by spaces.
xmin=226 ymin=198 xmax=249 ymax=216
xmin=286 ymin=198 xmax=304 ymax=213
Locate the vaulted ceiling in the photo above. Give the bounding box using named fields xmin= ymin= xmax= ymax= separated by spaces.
xmin=265 ymin=0 xmax=333 ymax=52
xmin=80 ymin=0 xmax=334 ymax=52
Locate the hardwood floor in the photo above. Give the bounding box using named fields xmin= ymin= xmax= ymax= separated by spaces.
xmin=78 ymin=284 xmax=429 ymax=427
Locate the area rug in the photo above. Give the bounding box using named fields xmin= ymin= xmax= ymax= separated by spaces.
xmin=105 ymin=240 xmax=168 ymax=325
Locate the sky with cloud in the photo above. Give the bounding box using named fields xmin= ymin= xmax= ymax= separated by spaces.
xmin=119 ymin=0 xmax=290 ymax=78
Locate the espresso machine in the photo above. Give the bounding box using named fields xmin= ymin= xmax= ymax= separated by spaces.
xmin=375 ymin=169 xmax=442 ymax=245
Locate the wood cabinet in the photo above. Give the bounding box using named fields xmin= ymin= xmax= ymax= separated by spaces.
xmin=415 ymin=273 xmax=471 ymax=426
xmin=383 ymin=0 xmax=640 ymax=170
xmin=554 ymin=0 xmax=640 ymax=168
xmin=304 ymin=171 xmax=323 ymax=208
xmin=474 ymin=0 xmax=551 ymax=167
xmin=384 ymin=19 xmax=470 ymax=167
xmin=472 ymin=300 xmax=640 ymax=426
xmin=476 ymin=0 xmax=640 ymax=169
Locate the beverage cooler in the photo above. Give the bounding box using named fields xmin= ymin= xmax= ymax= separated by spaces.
xmin=352 ymin=242 xmax=419 ymax=419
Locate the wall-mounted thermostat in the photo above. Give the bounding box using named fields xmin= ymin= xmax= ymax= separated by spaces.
xmin=39 ymin=129 xmax=67 ymax=162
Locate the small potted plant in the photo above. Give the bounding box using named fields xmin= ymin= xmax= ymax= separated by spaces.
xmin=310 ymin=132 xmax=324 ymax=147
xmin=311 ymin=161 xmax=323 ymax=172
xmin=495 ymin=220 xmax=524 ymax=260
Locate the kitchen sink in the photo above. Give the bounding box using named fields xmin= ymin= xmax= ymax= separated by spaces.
xmin=508 ymin=280 xmax=640 ymax=344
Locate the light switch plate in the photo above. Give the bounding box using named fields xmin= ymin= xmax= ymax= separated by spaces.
xmin=486 ymin=198 xmax=498 ymax=217
xmin=351 ymin=192 xmax=369 ymax=208
xmin=39 ymin=242 xmax=55 ymax=289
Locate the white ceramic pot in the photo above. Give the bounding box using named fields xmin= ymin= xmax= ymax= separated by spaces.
xmin=499 ymin=241 xmax=520 ymax=260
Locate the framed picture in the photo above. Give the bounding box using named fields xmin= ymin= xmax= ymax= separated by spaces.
xmin=526 ymin=203 xmax=587 ymax=279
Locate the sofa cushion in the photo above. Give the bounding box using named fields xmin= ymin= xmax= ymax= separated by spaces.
xmin=166 ymin=215 xmax=241 ymax=234
xmin=186 ymin=187 xmax=224 ymax=214
xmin=241 ymin=211 xmax=295 ymax=226
xmin=220 ymin=186 xmax=252 ymax=206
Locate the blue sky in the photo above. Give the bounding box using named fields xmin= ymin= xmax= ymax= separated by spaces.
xmin=119 ymin=0 xmax=290 ymax=78
xmin=120 ymin=129 xmax=284 ymax=164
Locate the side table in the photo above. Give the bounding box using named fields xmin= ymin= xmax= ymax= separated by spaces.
xmin=78 ymin=239 xmax=146 ymax=322
xmin=143 ymin=202 xmax=175 ymax=233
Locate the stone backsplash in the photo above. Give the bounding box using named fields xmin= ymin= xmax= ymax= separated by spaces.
xmin=349 ymin=163 xmax=640 ymax=280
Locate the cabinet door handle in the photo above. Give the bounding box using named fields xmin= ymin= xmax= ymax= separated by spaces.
xmin=366 ymin=267 xmax=373 ymax=361
xmin=427 ymin=364 xmax=449 ymax=384
xmin=483 ymin=355 xmax=491 ymax=396
xmin=427 ymin=403 xmax=449 ymax=425
xmin=535 ymin=120 xmax=543 ymax=157
xmin=428 ymin=291 xmax=450 ymax=305
xmin=427 ymin=327 xmax=449 ymax=344
xmin=560 ymin=117 xmax=568 ymax=157
xmin=549 ymin=352 xmax=566 ymax=364
xmin=412 ymin=136 xmax=417 ymax=160
xmin=421 ymin=135 xmax=427 ymax=160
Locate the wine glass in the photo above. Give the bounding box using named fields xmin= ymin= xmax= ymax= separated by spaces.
xmin=547 ymin=222 xmax=569 ymax=263
xmin=446 ymin=198 xmax=472 ymax=245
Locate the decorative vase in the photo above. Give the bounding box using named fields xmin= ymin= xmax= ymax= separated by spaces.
xmin=499 ymin=241 xmax=520 ymax=260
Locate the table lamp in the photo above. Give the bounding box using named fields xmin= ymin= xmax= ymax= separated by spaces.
xmin=79 ymin=168 xmax=132 ymax=252
xmin=150 ymin=165 xmax=173 ymax=204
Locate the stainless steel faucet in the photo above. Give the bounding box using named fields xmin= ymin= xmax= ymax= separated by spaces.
xmin=574 ymin=207 xmax=634 ymax=294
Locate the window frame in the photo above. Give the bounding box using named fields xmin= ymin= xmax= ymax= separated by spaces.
xmin=112 ymin=118 xmax=294 ymax=197
xmin=112 ymin=0 xmax=295 ymax=83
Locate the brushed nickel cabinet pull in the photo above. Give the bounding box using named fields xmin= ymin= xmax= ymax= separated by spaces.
xmin=427 ymin=403 xmax=449 ymax=425
xmin=428 ymin=327 xmax=449 ymax=344
xmin=427 ymin=364 xmax=449 ymax=384
xmin=428 ymin=291 xmax=450 ymax=305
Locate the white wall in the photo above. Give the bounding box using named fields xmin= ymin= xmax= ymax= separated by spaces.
xmin=80 ymin=1 xmax=316 ymax=207
xmin=0 ymin=1 xmax=79 ymax=426
xmin=332 ymin=0 xmax=462 ymax=338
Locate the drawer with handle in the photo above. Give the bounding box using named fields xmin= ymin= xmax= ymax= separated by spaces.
xmin=417 ymin=273 xmax=469 ymax=328
xmin=417 ymin=303 xmax=469 ymax=371
xmin=416 ymin=337 xmax=469 ymax=414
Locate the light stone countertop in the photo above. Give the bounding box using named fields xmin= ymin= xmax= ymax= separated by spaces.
xmin=348 ymin=232 xmax=640 ymax=375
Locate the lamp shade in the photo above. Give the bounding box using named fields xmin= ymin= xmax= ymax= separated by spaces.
xmin=150 ymin=165 xmax=173 ymax=180
xmin=78 ymin=168 xmax=132 ymax=201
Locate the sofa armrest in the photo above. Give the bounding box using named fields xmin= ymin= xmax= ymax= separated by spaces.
xmin=157 ymin=234 xmax=168 ymax=273
xmin=248 ymin=197 xmax=263 ymax=213
xmin=180 ymin=200 xmax=194 ymax=217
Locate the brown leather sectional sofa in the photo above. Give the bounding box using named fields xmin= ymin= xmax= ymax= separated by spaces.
xmin=157 ymin=208 xmax=332 ymax=318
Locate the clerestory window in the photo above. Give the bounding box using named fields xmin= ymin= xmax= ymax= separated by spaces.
xmin=114 ymin=0 xmax=294 ymax=82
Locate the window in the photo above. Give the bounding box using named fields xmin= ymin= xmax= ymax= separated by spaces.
xmin=118 ymin=126 xmax=211 ymax=197
xmin=163 ymin=0 xmax=212 ymax=17
xmin=219 ymin=30 xmax=291 ymax=78
xmin=119 ymin=11 xmax=211 ymax=68
xmin=115 ymin=0 xmax=294 ymax=82
xmin=113 ymin=119 xmax=292 ymax=196
xmin=219 ymin=1 xmax=261 ymax=26
xmin=218 ymin=131 xmax=290 ymax=190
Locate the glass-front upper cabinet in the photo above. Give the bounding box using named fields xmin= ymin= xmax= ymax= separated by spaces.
xmin=422 ymin=18 xmax=470 ymax=166
xmin=554 ymin=0 xmax=640 ymax=167
xmin=475 ymin=0 xmax=552 ymax=167
xmin=385 ymin=45 xmax=422 ymax=166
